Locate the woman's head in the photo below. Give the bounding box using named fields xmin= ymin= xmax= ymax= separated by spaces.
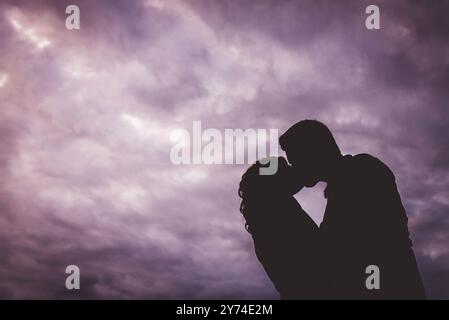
xmin=238 ymin=157 xmax=302 ymax=232
xmin=239 ymin=157 xmax=301 ymax=198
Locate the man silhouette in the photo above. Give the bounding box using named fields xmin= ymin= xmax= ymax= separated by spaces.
xmin=279 ymin=120 xmax=426 ymax=299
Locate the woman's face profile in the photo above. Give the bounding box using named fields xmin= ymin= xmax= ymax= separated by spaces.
xmin=245 ymin=157 xmax=302 ymax=197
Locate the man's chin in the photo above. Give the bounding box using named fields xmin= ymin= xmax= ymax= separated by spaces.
xmin=303 ymin=179 xmax=318 ymax=188
xmin=294 ymin=172 xmax=318 ymax=188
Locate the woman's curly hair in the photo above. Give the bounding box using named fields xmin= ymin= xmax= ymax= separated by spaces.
xmin=238 ymin=157 xmax=290 ymax=233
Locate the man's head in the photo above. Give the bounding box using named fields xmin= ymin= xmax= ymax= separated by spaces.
xmin=279 ymin=120 xmax=341 ymax=187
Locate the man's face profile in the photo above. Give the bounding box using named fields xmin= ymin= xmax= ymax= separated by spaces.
xmin=284 ymin=146 xmax=321 ymax=188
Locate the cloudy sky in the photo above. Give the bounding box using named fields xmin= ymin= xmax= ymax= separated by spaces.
xmin=0 ymin=0 xmax=448 ymax=299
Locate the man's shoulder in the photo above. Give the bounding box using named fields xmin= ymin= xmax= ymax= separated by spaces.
xmin=343 ymin=153 xmax=395 ymax=182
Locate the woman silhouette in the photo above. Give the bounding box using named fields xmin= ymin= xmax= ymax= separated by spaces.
xmin=238 ymin=157 xmax=324 ymax=299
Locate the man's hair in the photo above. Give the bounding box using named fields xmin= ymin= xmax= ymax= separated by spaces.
xmin=279 ymin=119 xmax=341 ymax=157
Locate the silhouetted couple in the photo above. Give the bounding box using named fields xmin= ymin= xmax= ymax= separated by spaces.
xmin=239 ymin=120 xmax=426 ymax=299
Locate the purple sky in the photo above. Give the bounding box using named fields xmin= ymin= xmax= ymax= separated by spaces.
xmin=0 ymin=0 xmax=448 ymax=299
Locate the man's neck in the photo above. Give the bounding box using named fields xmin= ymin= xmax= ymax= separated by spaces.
xmin=322 ymin=154 xmax=344 ymax=183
